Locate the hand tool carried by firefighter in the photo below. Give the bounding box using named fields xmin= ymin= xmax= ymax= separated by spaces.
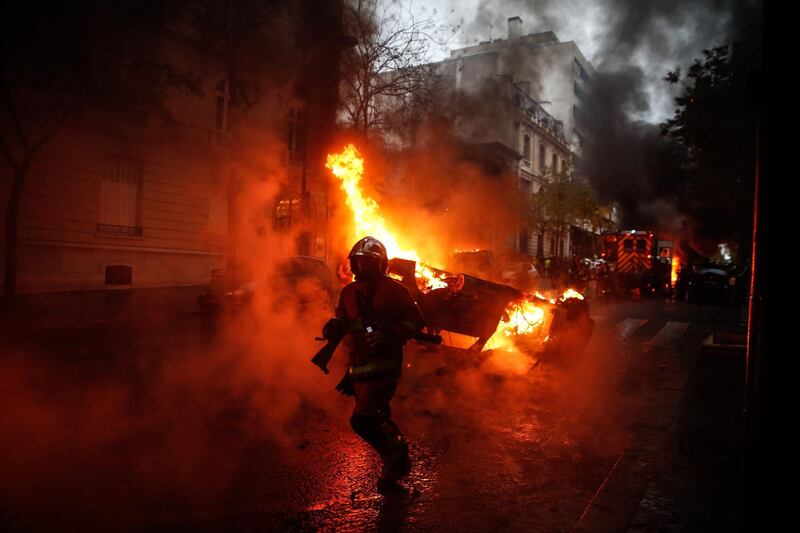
xmin=311 ymin=318 xmax=347 ymax=374
xmin=310 ymin=318 xmax=442 ymax=374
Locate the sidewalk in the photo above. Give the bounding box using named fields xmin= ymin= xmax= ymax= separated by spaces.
xmin=626 ymin=343 xmax=745 ymax=531
xmin=576 ymin=310 xmax=746 ymax=531
xmin=0 ymin=285 xmax=206 ymax=341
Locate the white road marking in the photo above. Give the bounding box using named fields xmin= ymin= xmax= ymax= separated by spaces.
xmin=645 ymin=321 xmax=689 ymax=347
xmin=615 ymin=318 xmax=648 ymax=339
xmin=645 ymin=321 xmax=689 ymax=346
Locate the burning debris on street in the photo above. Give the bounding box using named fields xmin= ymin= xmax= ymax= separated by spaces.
xmin=325 ymin=143 xmax=594 ymax=366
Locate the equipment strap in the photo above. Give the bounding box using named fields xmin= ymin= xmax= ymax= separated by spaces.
xmin=349 ymin=358 xmax=400 ymax=376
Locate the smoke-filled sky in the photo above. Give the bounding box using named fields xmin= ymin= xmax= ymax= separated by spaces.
xmin=396 ymin=0 xmax=760 ymax=123
xmin=384 ymin=0 xmax=761 ymax=254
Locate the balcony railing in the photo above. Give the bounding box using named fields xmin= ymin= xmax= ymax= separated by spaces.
xmin=512 ymin=84 xmax=566 ymax=142
xmin=97 ymin=223 xmax=143 ymax=237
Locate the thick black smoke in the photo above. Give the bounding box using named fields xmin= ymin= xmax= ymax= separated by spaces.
xmin=458 ymin=0 xmax=762 ymax=256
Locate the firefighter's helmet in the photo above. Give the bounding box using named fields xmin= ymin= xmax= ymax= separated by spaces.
xmin=348 ymin=236 xmax=388 ymax=278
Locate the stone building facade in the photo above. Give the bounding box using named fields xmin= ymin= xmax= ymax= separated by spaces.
xmin=0 ymin=1 xmax=344 ymax=297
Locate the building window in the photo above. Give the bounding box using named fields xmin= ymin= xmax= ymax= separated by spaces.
xmin=573 ymin=81 xmax=585 ymax=101
xmin=522 ymin=134 xmax=531 ymax=162
xmin=539 ymin=144 xmax=546 ymax=172
xmin=215 ymin=79 xmax=230 ymax=131
xmin=552 ymin=153 xmax=559 ymax=174
xmin=519 ymin=228 xmax=530 ymax=253
xmin=574 ymin=58 xmax=591 ymax=84
xmin=273 ymin=195 xmax=303 ymax=230
xmin=98 ymin=154 xmax=143 ymax=236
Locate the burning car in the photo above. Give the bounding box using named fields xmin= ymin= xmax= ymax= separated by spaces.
xmin=325 ymin=144 xmax=595 ymax=363
xmin=384 ymin=256 xmax=594 ymax=361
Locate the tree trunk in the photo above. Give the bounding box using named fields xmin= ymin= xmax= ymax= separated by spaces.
xmin=3 ymin=164 xmax=28 ymax=303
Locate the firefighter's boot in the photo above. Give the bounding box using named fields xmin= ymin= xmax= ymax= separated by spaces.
xmin=376 ymin=416 xmax=411 ymax=495
xmin=350 ymin=412 xmax=412 ymax=493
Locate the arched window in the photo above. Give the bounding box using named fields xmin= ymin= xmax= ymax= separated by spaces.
xmin=215 ymin=80 xmax=230 ymax=131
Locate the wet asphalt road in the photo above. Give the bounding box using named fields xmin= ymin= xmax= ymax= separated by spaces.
xmin=0 ymin=297 xmax=742 ymax=532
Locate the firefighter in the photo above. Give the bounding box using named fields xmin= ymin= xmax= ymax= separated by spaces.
xmin=323 ymin=236 xmax=426 ymax=494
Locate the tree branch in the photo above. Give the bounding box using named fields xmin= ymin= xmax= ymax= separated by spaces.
xmin=0 ymin=132 xmax=20 ymax=174
xmin=0 ymin=79 xmax=30 ymax=152
xmin=30 ymin=100 xmax=77 ymax=153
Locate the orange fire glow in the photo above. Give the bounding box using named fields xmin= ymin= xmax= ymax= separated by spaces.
xmin=326 ymin=144 xmax=585 ymax=357
xmin=326 ymin=144 xmax=447 ymax=291
xmin=560 ymin=288 xmax=584 ymax=302
xmin=484 ymin=296 xmax=548 ymax=352
xmin=671 ymin=256 xmax=680 ymax=285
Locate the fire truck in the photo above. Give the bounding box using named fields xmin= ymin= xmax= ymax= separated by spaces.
xmin=600 ymin=230 xmax=674 ymax=297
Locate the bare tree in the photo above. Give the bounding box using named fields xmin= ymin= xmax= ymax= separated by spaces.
xmin=339 ymin=0 xmax=448 ymax=135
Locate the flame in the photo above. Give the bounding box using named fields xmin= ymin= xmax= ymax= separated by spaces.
xmin=325 ymin=144 xmax=567 ymax=360
xmin=484 ymin=296 xmax=548 ymax=351
xmin=326 ymin=144 xmax=446 ymax=291
xmin=671 ymin=256 xmax=680 ymax=285
xmin=484 ymin=288 xmax=582 ymax=353
xmin=560 ymin=288 xmax=584 ymax=301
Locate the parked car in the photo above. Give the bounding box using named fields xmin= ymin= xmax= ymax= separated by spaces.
xmin=198 ymin=256 xmax=340 ymax=313
xmin=674 ymin=263 xmax=735 ymax=304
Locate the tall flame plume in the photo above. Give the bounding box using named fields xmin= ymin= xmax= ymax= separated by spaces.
xmin=326 ymin=144 xmax=447 ymax=290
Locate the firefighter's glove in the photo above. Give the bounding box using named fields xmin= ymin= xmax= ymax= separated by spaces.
xmin=322 ymin=318 xmax=346 ymax=340
xmin=335 ymin=372 xmax=355 ymax=396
